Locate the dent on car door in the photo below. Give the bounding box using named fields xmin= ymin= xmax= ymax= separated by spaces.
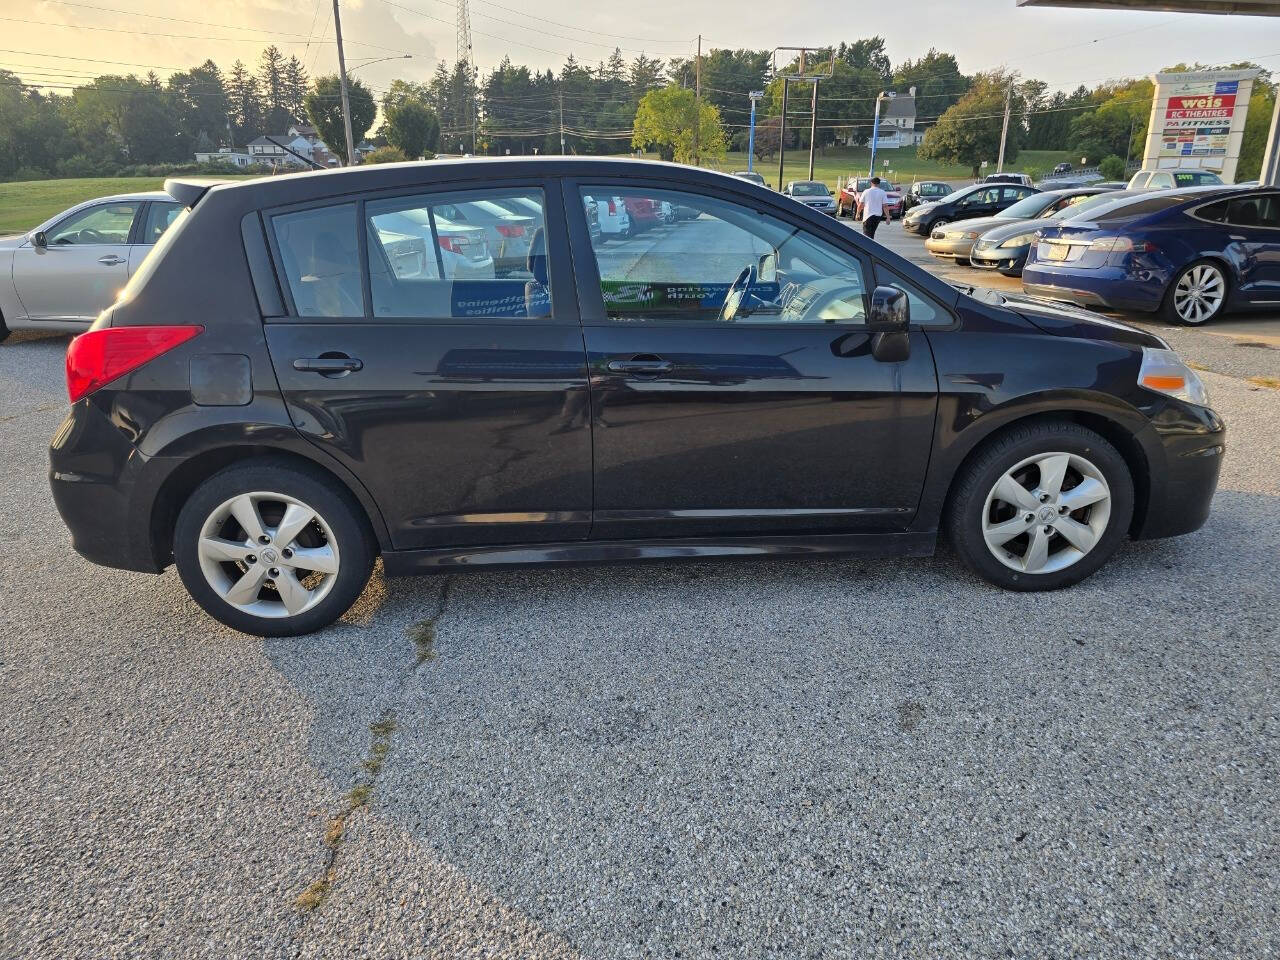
xmin=11 ymin=200 xmax=142 ymax=321
xmin=566 ymin=180 xmax=940 ymax=540
xmin=261 ymin=183 xmax=593 ymax=551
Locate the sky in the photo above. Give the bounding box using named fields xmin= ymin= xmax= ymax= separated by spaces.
xmin=3 ymin=0 xmax=1278 ymax=101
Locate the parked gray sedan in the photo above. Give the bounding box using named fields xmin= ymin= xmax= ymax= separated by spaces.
xmin=924 ymin=188 xmax=1109 ymax=265
xmin=0 ymin=192 xmax=184 ymax=339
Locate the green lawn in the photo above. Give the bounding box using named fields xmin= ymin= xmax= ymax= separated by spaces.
xmin=0 ymin=175 xmax=261 ymax=234
xmin=0 ymin=148 xmax=1079 ymax=232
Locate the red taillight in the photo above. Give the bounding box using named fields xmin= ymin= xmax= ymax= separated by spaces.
xmin=607 ymin=200 xmax=616 ymax=215
xmin=438 ymin=235 xmax=463 ymax=253
xmin=65 ymin=325 xmax=202 ymax=403
xmin=496 ymin=224 xmax=525 ymax=238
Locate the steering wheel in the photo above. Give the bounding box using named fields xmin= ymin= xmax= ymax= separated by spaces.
xmin=78 ymin=229 xmax=110 ymax=244
xmin=720 ymin=264 xmax=757 ymax=323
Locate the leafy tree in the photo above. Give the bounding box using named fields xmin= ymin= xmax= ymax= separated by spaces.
xmin=837 ymin=38 xmax=892 ymax=84
xmin=283 ymin=56 xmax=310 ymax=124
xmin=258 ymin=45 xmax=292 ymax=132
xmin=632 ymin=85 xmax=726 ymax=164
xmin=893 ymin=49 xmax=969 ymax=121
xmin=628 ymin=54 xmax=666 ymax=99
xmin=168 ymin=60 xmax=229 ymax=153
xmin=1098 ymin=154 xmax=1126 ymax=179
xmin=383 ymin=99 xmax=439 ymax=158
xmin=305 ymin=75 xmax=376 ymax=162
xmin=364 ymin=145 xmax=407 ymax=164
xmin=919 ymin=71 xmax=1026 ymax=178
xmin=226 ymin=60 xmax=263 ymax=144
xmin=1238 ymin=78 xmax=1277 ymax=181
xmin=1068 ymin=79 xmax=1151 ymax=165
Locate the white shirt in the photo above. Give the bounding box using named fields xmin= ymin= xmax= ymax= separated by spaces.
xmin=860 ymin=186 xmax=888 ymax=218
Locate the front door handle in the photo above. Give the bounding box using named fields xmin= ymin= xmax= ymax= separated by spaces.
xmin=97 ymin=255 xmax=126 ymax=265
xmin=293 ymin=356 xmax=363 ymax=374
xmin=607 ymin=356 xmax=673 ymax=375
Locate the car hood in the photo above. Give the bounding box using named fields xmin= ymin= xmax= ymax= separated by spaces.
xmin=978 ymin=288 xmax=1167 ymax=348
xmin=905 ymin=201 xmax=939 ymax=218
xmin=0 ymin=233 xmax=25 ymax=249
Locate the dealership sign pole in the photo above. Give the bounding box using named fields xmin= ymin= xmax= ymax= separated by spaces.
xmin=747 ymin=91 xmax=763 ymax=173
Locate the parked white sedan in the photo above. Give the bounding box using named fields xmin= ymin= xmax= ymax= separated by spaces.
xmin=0 ymin=192 xmax=184 ymax=340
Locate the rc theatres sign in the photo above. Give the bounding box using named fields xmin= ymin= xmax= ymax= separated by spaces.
xmin=1142 ymin=69 xmax=1260 ymax=183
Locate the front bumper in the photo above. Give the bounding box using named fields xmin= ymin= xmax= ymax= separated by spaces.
xmin=1135 ymin=400 xmax=1225 ymax=540
xmin=970 ymin=244 xmax=1030 ymax=274
xmin=925 ymin=236 xmax=978 ymax=259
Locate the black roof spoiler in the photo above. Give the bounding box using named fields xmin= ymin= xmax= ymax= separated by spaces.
xmin=164 ymin=178 xmax=228 ymax=208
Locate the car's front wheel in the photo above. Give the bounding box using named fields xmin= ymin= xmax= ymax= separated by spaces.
xmin=173 ymin=460 xmax=375 ymax=636
xmin=946 ymin=421 xmax=1134 ymax=591
xmin=1162 ymin=259 xmax=1229 ymax=325
xmin=928 ymin=218 xmax=949 ymax=234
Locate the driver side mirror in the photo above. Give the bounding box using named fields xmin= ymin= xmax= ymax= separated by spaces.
xmin=31 ymin=230 xmax=47 ymax=248
xmin=758 ymin=252 xmax=777 ymax=284
xmin=868 ymin=285 xmax=911 ymax=363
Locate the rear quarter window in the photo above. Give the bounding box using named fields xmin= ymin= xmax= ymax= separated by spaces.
xmin=1092 ymin=194 xmax=1189 ymax=225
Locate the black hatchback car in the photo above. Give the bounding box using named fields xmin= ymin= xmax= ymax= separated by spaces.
xmin=50 ymin=158 xmax=1224 ymax=636
xmin=902 ymin=181 xmax=1039 ymax=236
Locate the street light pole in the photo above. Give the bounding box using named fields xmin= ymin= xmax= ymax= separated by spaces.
xmin=747 ymin=90 xmax=763 ymax=173
xmin=808 ymin=78 xmax=819 ymax=181
xmin=331 ymin=0 xmax=356 ymax=166
xmin=868 ymin=91 xmax=885 ymax=177
xmin=777 ymin=77 xmax=789 ymax=191
xmin=996 ymin=83 xmax=1012 ymax=173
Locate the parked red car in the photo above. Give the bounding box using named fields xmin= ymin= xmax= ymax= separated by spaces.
xmin=623 ymin=196 xmax=663 ymax=230
xmin=837 ymin=177 xmax=903 ymax=220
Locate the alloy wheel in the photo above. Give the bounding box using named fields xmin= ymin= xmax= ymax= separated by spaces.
xmin=981 ymin=451 xmax=1112 ymax=575
xmin=196 ymin=491 xmax=341 ymax=618
xmin=1172 ymin=263 xmax=1225 ymax=324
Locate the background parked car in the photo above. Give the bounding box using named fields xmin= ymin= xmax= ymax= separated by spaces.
xmin=926 ymin=187 xmax=1111 ymax=266
xmin=623 ymin=196 xmax=664 ymax=231
xmin=983 ymin=172 xmax=1034 ymax=187
xmin=367 ymin=210 xmax=494 ymax=280
xmin=783 ymin=181 xmax=837 ymax=214
xmin=971 ymin=189 xmax=1136 ymax=276
xmin=731 ymin=171 xmax=767 ymax=187
xmin=902 ymin=182 xmax=1039 ymax=236
xmin=1127 ymin=168 xmax=1224 ymax=190
xmin=901 ymin=180 xmax=953 ymax=214
xmin=837 ymin=176 xmax=872 ymax=218
xmin=1052 ymin=162 xmax=1073 ymax=176
xmin=596 ymin=195 xmax=632 ymax=238
xmin=1023 ymin=185 xmax=1279 ymax=325
xmin=434 ymin=198 xmax=537 ymax=276
xmin=0 ymin=192 xmax=183 ymax=338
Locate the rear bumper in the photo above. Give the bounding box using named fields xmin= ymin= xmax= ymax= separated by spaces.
xmin=1022 ymin=263 xmax=1165 ymax=313
xmin=49 ymin=404 xmax=165 ymax=573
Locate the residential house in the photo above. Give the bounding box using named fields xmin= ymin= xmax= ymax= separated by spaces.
xmin=194 ymin=146 xmax=254 ymax=168
xmin=864 ymin=87 xmax=922 ymax=149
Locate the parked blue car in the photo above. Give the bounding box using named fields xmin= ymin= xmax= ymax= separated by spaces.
xmin=1022 ymin=185 xmax=1280 ymax=325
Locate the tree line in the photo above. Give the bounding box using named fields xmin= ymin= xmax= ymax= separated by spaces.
xmin=0 ymin=39 xmax=1274 ymax=182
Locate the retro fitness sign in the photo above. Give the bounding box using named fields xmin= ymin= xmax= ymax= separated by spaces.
xmin=1160 ymin=79 xmax=1240 ymax=159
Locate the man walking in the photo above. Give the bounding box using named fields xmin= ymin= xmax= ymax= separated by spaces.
xmin=858 ymin=176 xmax=888 ymax=240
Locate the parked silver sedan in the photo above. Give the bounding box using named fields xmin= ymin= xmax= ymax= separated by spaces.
xmin=0 ymin=192 xmax=186 ymax=340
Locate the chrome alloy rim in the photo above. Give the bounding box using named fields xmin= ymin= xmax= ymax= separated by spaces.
xmin=197 ymin=492 xmax=340 ymax=618
xmin=981 ymin=452 xmax=1111 ymax=575
xmin=1173 ymin=263 xmax=1225 ymax=324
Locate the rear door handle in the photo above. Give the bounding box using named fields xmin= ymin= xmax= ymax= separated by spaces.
xmin=293 ymin=356 xmax=363 ymax=373
xmin=97 ymin=255 xmax=126 ymax=265
xmin=607 ymin=357 xmax=673 ymax=375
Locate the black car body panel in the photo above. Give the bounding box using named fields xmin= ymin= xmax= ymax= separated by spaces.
xmin=48 ymin=158 xmax=1224 ymax=581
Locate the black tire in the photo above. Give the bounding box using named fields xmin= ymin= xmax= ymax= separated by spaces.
xmin=927 ymin=218 xmax=949 ymax=234
xmin=0 ymin=309 xmax=9 ymax=343
xmin=945 ymin=421 xmax=1134 ymax=592
xmin=173 ymin=458 xmax=375 ymax=636
xmin=1160 ymin=259 xmax=1229 ymax=326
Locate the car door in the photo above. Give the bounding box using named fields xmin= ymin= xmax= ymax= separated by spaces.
xmin=11 ymin=199 xmax=143 ymax=321
xmin=261 ymin=180 xmax=592 ymax=551
xmin=566 ymin=180 xmax=939 ymax=541
xmin=1222 ymin=191 xmax=1280 ymax=303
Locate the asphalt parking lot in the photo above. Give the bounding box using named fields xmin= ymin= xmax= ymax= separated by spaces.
xmin=2 ymin=261 xmax=1278 ymax=956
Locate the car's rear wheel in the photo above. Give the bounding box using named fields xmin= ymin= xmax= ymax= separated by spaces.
xmin=0 ymin=309 xmax=9 ymax=343
xmin=1162 ymin=260 xmax=1228 ymax=326
xmin=946 ymin=421 xmax=1134 ymax=591
xmin=174 ymin=460 xmax=375 ymax=636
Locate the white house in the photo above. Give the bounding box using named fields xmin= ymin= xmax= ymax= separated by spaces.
xmin=861 ymin=87 xmax=921 ymax=149
xmin=194 ymin=146 xmax=254 ymax=167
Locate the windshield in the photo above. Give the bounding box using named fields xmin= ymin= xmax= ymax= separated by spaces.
xmin=1050 ymin=192 xmax=1121 ymax=220
xmin=998 ymin=193 xmax=1055 ymax=220
xmin=791 ymin=182 xmax=829 ymax=196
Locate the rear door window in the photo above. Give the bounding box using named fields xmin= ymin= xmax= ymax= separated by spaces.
xmin=1224 ymin=193 xmax=1280 ymax=229
xmin=270 ymin=204 xmax=363 ymax=318
xmin=142 ymin=201 xmax=184 ymax=244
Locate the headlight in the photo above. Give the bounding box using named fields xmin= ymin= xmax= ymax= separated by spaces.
xmin=998 ymin=232 xmax=1039 ymax=248
xmin=1139 ymin=347 xmax=1210 ymax=407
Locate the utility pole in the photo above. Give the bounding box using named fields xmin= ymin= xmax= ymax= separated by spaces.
xmin=808 ymin=78 xmax=819 ymax=180
xmin=331 ymin=0 xmax=356 ymax=165
xmin=558 ymin=90 xmax=565 ymax=154
xmin=692 ymin=34 xmax=701 ymax=166
xmin=996 ymin=82 xmax=1012 ymax=173
xmin=777 ymin=77 xmax=789 ymax=191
